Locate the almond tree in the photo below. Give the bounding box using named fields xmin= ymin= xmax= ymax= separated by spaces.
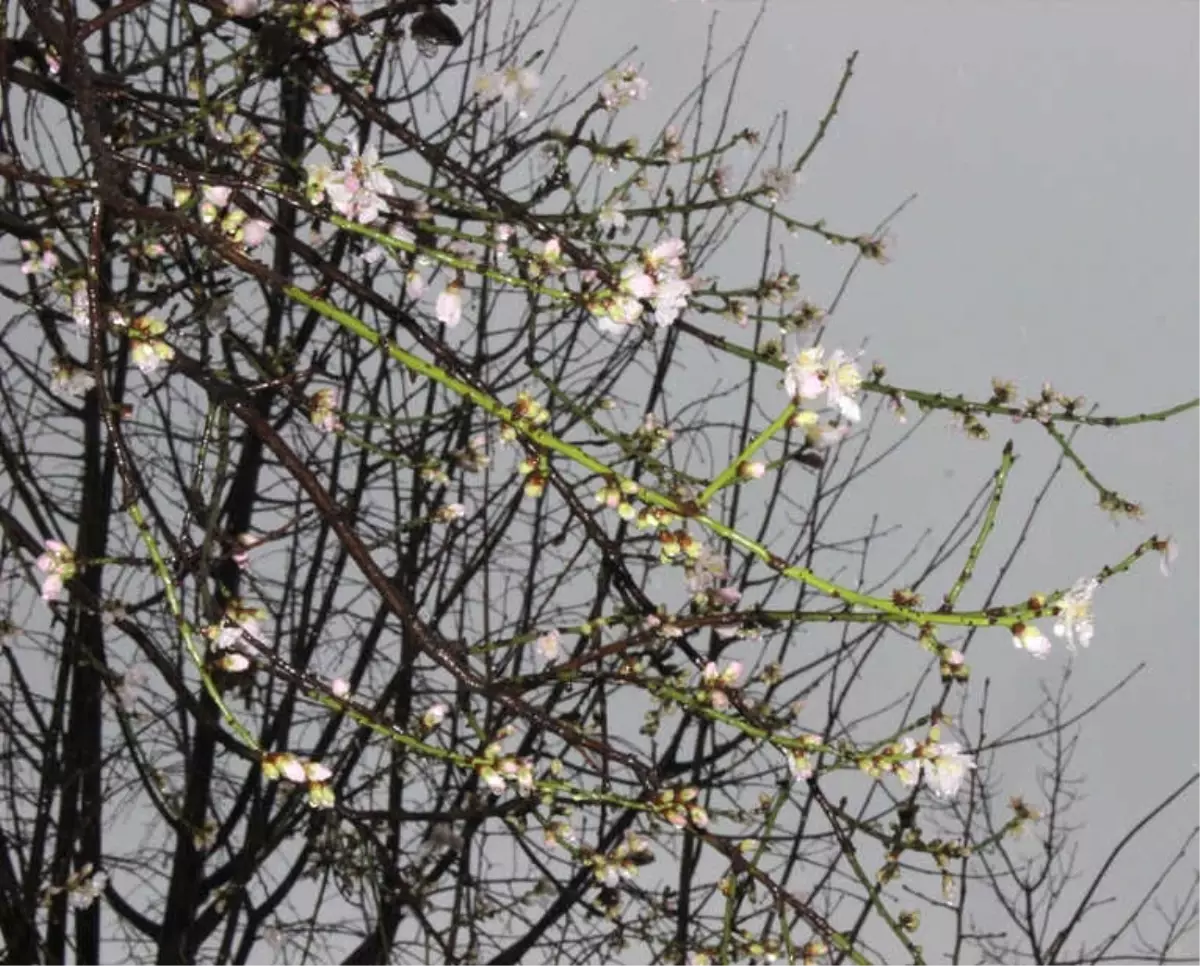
xmin=0 ymin=1 xmax=1194 ymax=963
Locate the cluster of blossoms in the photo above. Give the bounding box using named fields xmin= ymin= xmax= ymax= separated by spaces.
xmin=65 ymin=284 xmax=175 ymax=376
xmin=517 ymin=453 xmax=549 ymax=498
xmin=885 ymin=735 xmax=977 ymax=800
xmin=598 ymin=64 xmax=650 ymax=110
xmin=630 ymin=411 xmax=676 ymax=454
xmin=652 ymin=786 xmax=708 ymax=829
xmin=50 ymin=359 xmax=96 ymax=398
xmin=499 ymin=389 xmax=552 ymax=443
xmin=475 ymin=730 xmax=535 ymax=798
xmin=589 ymin=831 xmax=655 ymax=889
xmin=685 ymin=547 xmax=742 ymax=616
xmin=475 ymin=64 xmax=541 ymax=113
xmin=36 ymin=539 xmax=76 ymax=602
xmin=68 ymin=282 xmax=92 ymax=333
xmin=290 ymin=0 xmax=342 ymax=44
xmin=594 ymin=476 xmax=639 ymax=520
xmin=588 ymin=237 xmax=694 ymax=335
xmin=205 ymin=598 xmax=268 ymax=673
xmin=784 ymin=733 xmax=823 ymax=782
xmin=226 ymin=0 xmax=341 ymax=40
xmin=125 ymin=314 xmax=176 ymax=374
xmin=698 ymin=660 xmax=743 ymax=711
xmin=20 ymin=235 xmax=58 ymax=275
xmin=1011 ymin=576 xmax=1098 ymax=659
xmin=535 ymin=236 xmax=571 ymax=277
xmin=896 ymin=737 xmax=976 ymax=798
xmin=784 ymin=344 xmax=865 ymax=424
xmin=262 ymin=752 xmax=335 ymax=809
xmin=642 ymin=612 xmax=684 ymax=641
xmin=177 ymin=184 xmax=270 ymax=249
xmin=41 ymin=863 xmax=106 ymax=911
xmin=657 ymin=527 xmax=704 ymax=566
xmin=306 ymin=142 xmax=396 ymax=225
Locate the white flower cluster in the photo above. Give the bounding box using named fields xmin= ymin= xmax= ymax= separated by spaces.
xmin=475 ymin=65 xmax=541 ymax=114
xmin=590 ymin=237 xmax=694 ymax=335
xmin=1012 ymin=577 xmax=1099 ymax=659
xmin=206 ymin=599 xmax=268 ymax=673
xmin=306 ymin=142 xmax=396 ymax=226
xmin=784 ymin=345 xmax=864 ymax=423
xmin=599 ymin=65 xmax=649 ymax=110
xmin=262 ymin=752 xmax=336 ymax=808
xmin=894 ymin=737 xmax=976 ymax=799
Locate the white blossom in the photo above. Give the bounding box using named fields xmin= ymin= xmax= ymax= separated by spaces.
xmin=784 ymin=347 xmax=826 ymax=401
xmin=896 ymin=736 xmax=976 ymax=799
xmin=50 ymin=360 xmax=96 ymax=398
xmin=1053 ymin=577 xmax=1098 ymax=651
xmin=436 ymin=281 xmax=464 ymax=327
xmin=1012 ymin=623 xmax=1051 ymax=659
xmin=598 ymin=202 xmax=627 ymax=231
xmin=535 ymin=629 xmax=561 ymax=664
xmin=599 ymin=65 xmax=649 ymax=110
xmin=476 ymin=65 xmax=541 ymax=111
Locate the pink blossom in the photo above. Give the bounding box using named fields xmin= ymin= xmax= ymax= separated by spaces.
xmin=784 ymin=347 xmax=825 ymax=401
xmin=36 ymin=539 xmax=76 ymax=602
xmin=241 ymin=219 xmax=270 ymax=248
xmin=325 ymin=144 xmax=395 ymax=225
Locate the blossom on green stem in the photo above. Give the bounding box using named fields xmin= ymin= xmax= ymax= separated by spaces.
xmin=1157 ymin=537 xmax=1178 ymax=577
xmin=1053 ymin=577 xmax=1098 ymax=651
xmin=895 ymin=736 xmax=976 ymax=799
xmin=127 ymin=315 xmax=175 ymax=374
xmin=1012 ymin=622 xmax=1051 ymax=659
